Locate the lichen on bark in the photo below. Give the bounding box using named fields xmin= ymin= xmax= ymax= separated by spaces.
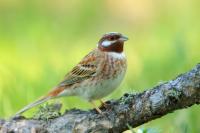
xmin=0 ymin=63 xmax=200 ymax=133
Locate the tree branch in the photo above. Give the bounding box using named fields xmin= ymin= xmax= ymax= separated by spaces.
xmin=1 ymin=63 xmax=200 ymax=133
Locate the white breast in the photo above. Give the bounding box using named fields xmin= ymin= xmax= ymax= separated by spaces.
xmin=107 ymin=52 xmax=126 ymax=60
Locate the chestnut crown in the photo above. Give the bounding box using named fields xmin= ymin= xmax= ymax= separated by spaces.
xmin=98 ymin=32 xmax=128 ymax=53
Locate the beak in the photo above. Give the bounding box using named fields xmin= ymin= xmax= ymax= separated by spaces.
xmin=119 ymin=35 xmax=129 ymax=42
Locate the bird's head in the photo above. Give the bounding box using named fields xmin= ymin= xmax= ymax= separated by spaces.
xmin=98 ymin=32 xmax=128 ymax=53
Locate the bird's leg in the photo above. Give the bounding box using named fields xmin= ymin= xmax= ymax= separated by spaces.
xmin=100 ymin=99 xmax=107 ymax=108
xmin=90 ymin=101 xmax=102 ymax=114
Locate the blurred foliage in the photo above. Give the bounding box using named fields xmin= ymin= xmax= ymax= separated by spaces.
xmin=124 ymin=127 xmax=160 ymax=133
xmin=0 ymin=0 xmax=200 ymax=132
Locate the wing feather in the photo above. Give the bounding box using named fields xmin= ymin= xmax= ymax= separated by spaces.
xmin=58 ymin=50 xmax=101 ymax=87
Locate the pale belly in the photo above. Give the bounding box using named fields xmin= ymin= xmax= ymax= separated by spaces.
xmin=76 ymin=69 xmax=126 ymax=101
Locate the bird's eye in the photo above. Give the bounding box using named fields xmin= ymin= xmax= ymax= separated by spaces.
xmin=109 ymin=36 xmax=115 ymax=40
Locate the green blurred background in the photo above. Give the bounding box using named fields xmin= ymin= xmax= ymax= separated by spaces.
xmin=0 ymin=0 xmax=199 ymax=132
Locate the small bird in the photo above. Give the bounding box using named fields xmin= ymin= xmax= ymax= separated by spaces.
xmin=14 ymin=32 xmax=128 ymax=116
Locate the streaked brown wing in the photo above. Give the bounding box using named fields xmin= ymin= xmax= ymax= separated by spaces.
xmin=58 ymin=51 xmax=99 ymax=87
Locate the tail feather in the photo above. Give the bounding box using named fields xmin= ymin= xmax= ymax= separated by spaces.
xmin=14 ymin=96 xmax=52 ymax=117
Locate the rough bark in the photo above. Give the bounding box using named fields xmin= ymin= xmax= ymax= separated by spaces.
xmin=1 ymin=63 xmax=200 ymax=133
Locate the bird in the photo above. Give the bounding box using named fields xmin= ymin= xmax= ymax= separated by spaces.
xmin=14 ymin=32 xmax=128 ymax=116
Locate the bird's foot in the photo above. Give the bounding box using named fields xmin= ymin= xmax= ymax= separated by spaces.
xmin=99 ymin=100 xmax=111 ymax=109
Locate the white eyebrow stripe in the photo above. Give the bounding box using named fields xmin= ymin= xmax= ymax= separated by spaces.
xmin=102 ymin=40 xmax=116 ymax=47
